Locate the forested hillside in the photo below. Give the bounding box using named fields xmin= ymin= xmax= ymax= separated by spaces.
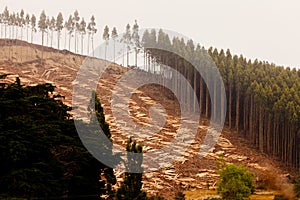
xmin=141 ymin=29 xmax=300 ymax=170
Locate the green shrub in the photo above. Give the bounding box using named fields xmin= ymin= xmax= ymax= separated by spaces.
xmin=217 ymin=164 xmax=255 ymax=200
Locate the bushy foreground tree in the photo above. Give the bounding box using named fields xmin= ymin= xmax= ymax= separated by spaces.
xmin=0 ymin=76 xmax=115 ymax=199
xmin=217 ymin=164 xmax=255 ymax=200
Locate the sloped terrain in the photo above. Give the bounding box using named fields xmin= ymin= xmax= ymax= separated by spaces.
xmin=0 ymin=39 xmax=296 ymax=199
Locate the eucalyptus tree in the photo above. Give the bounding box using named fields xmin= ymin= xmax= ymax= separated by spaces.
xmin=123 ymin=23 xmax=131 ymax=66
xmin=141 ymin=29 xmax=150 ymax=69
xmin=87 ymin=15 xmax=97 ymax=56
xmin=9 ymin=12 xmax=16 ymax=39
xmin=30 ymin=14 xmax=36 ymax=43
xmin=19 ymin=9 xmax=25 ymax=40
xmin=111 ymin=27 xmax=118 ymax=63
xmin=102 ymin=25 xmax=109 ymax=62
xmin=132 ymin=20 xmax=140 ymax=68
xmin=46 ymin=17 xmax=50 ymax=46
xmin=56 ymin=12 xmax=63 ymax=49
xmin=64 ymin=21 xmax=68 ymax=49
xmin=49 ymin=17 xmax=55 ymax=47
xmin=66 ymin=15 xmax=74 ymax=51
xmin=79 ymin=17 xmax=86 ymax=54
xmin=25 ymin=13 xmax=30 ymax=42
xmin=3 ymin=6 xmax=9 ymax=38
xmin=38 ymin=10 xmax=47 ymax=46
xmin=73 ymin=10 xmax=80 ymax=53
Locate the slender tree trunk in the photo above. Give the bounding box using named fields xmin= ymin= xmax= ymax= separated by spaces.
xmin=205 ymin=86 xmax=210 ymax=119
xmin=46 ymin=32 xmax=49 ymax=46
xmin=213 ymin=78 xmax=217 ymax=122
xmin=4 ymin=24 xmax=7 ymax=38
xmin=259 ymin=105 xmax=264 ymax=152
xmin=81 ymin=34 xmax=84 ymax=55
xmin=127 ymin=46 xmax=129 ymax=66
xmin=74 ymin=31 xmax=77 ymax=53
xmin=229 ymin=84 xmax=232 ymax=129
xmin=57 ymin=31 xmax=60 ymax=49
xmin=64 ymin=29 xmax=67 ymax=49
xmin=69 ymin=34 xmax=71 ymax=51
xmin=235 ymin=88 xmax=240 ymax=133
xmin=249 ymin=95 xmax=253 ymax=143
xmin=87 ymin=34 xmax=90 ymax=55
xmin=193 ymin=68 xmax=197 ymax=113
xmin=21 ymin=26 xmax=23 ymax=40
xmin=51 ymin=30 xmax=53 ymax=47
xmin=41 ymin=32 xmax=44 ymax=46
xmin=26 ymin=26 xmax=29 ymax=42
xmin=199 ymin=76 xmax=204 ymax=115
xmin=114 ymin=40 xmax=116 ymax=63
xmin=91 ymin=34 xmax=94 ymax=57
xmin=135 ymin=48 xmax=138 ymax=67
xmin=267 ymin=113 xmax=271 ymax=154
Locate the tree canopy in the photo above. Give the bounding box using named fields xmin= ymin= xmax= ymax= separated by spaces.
xmin=0 ymin=77 xmax=115 ymax=199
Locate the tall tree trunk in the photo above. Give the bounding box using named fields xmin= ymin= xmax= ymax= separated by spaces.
xmin=87 ymin=34 xmax=90 ymax=55
xmin=228 ymin=84 xmax=232 ymax=129
xmin=51 ymin=30 xmax=53 ymax=47
xmin=259 ymin=105 xmax=264 ymax=152
xmin=57 ymin=31 xmax=60 ymax=49
xmin=267 ymin=113 xmax=271 ymax=154
xmin=213 ymin=78 xmax=217 ymax=122
xmin=135 ymin=48 xmax=138 ymax=67
xmin=235 ymin=88 xmax=240 ymax=133
xmin=205 ymin=86 xmax=210 ymax=119
xmin=193 ymin=68 xmax=197 ymax=113
xmin=81 ymin=34 xmax=84 ymax=55
xmin=199 ymin=76 xmax=204 ymax=115
xmin=91 ymin=34 xmax=94 ymax=57
xmin=249 ymin=95 xmax=253 ymax=143
xmin=69 ymin=34 xmax=71 ymax=51
xmin=26 ymin=26 xmax=29 ymax=42
xmin=41 ymin=32 xmax=44 ymax=46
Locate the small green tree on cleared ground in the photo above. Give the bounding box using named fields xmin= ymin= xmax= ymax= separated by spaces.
xmin=217 ymin=164 xmax=255 ymax=200
xmin=116 ymin=137 xmax=147 ymax=200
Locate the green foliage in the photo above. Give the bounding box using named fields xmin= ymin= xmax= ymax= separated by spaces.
xmin=217 ymin=164 xmax=255 ymax=200
xmin=87 ymin=91 xmax=117 ymax=198
xmin=0 ymin=77 xmax=114 ymax=199
xmin=116 ymin=137 xmax=147 ymax=200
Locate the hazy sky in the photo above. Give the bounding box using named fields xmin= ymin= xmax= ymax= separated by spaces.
xmin=1 ymin=0 xmax=300 ymax=68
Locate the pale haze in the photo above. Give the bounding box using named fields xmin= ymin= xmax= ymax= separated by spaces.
xmin=1 ymin=0 xmax=300 ymax=68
